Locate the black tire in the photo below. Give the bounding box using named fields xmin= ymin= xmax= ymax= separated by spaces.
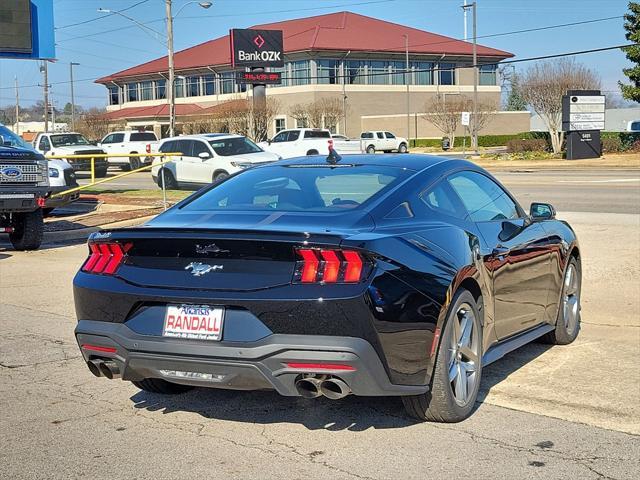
xmin=403 ymin=289 xmax=483 ymax=422
xmin=95 ymin=167 xmax=108 ymax=178
xmin=120 ymin=164 xmax=131 ymax=172
xmin=541 ymin=256 xmax=581 ymax=345
xmin=366 ymin=145 xmax=376 ymax=154
xmin=129 ymin=155 xmax=141 ymax=171
xmin=398 ymin=143 xmax=408 ymax=153
xmin=157 ymin=168 xmax=178 ymax=189
xmin=42 ymin=208 xmax=54 ymax=217
xmin=9 ymin=209 xmax=44 ymax=251
xmin=132 ymin=378 xmax=194 ymax=394
xmin=306 ymin=150 xmax=319 ymax=155
xmin=213 ymin=170 xmax=229 ymax=182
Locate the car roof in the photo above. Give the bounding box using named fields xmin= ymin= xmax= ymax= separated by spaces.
xmin=161 ymin=134 xmax=242 ymax=142
xmin=273 ymin=153 xmax=452 ymax=172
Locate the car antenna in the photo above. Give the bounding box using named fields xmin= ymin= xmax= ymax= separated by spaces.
xmin=326 ymin=139 xmax=342 ymax=165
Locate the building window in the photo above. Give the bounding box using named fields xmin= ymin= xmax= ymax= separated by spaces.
xmin=140 ymin=81 xmax=153 ymax=101
xmin=275 ymin=117 xmax=286 ymax=133
xmin=126 ymin=83 xmax=139 ymax=102
xmin=479 ymin=64 xmax=497 ymax=86
xmin=391 ymin=61 xmax=408 ymax=85
xmin=317 ymin=59 xmax=340 ymax=84
xmin=174 ymin=77 xmax=185 ymax=98
xmin=220 ymin=71 xmax=235 ymax=94
xmin=108 ymin=85 xmax=120 ymax=105
xmin=438 ymin=63 xmax=456 ymax=85
xmin=186 ymin=76 xmax=200 ymax=97
xmin=412 ymin=61 xmax=433 ymax=85
xmin=345 ymin=60 xmax=366 ymax=84
xmin=155 ymin=79 xmax=166 ymax=99
xmin=203 ymin=74 xmax=216 ymax=95
xmin=368 ymin=61 xmax=390 ymax=85
xmin=290 ymin=60 xmax=310 ymax=86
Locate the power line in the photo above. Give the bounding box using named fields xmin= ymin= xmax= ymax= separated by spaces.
xmin=55 ymin=0 xmax=151 ymax=30
xmin=4 ymin=42 xmax=636 ymax=91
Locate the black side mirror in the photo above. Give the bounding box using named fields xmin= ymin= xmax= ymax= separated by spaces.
xmin=530 ymin=202 xmax=556 ymax=220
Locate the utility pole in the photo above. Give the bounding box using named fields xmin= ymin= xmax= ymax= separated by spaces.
xmin=70 ymin=62 xmax=79 ymax=131
xmin=462 ymin=1 xmax=478 ymax=153
xmin=166 ymin=0 xmax=175 ymax=137
xmin=42 ymin=60 xmax=49 ymax=132
xmin=463 ymin=0 xmax=468 ymax=40
xmin=404 ymin=34 xmax=410 ymax=143
xmin=14 ymin=76 xmax=19 ymax=135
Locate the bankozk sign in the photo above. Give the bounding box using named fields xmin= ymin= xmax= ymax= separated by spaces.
xmin=230 ymin=29 xmax=284 ymax=68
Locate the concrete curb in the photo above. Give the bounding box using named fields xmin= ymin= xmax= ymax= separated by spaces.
xmin=44 ymin=214 xmax=157 ymax=243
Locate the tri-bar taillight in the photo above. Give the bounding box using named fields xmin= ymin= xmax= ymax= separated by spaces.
xmin=294 ymin=248 xmax=365 ymax=284
xmin=82 ymin=242 xmax=132 ymax=275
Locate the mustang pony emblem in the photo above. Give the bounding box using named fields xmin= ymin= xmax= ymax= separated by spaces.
xmin=185 ymin=262 xmax=223 ymax=276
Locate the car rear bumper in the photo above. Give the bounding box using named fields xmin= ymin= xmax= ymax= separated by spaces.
xmin=46 ymin=185 xmax=79 ymax=209
xmin=75 ymin=320 xmax=428 ymax=397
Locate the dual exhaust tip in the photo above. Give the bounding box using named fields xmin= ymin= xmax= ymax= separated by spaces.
xmin=295 ymin=376 xmax=350 ymax=400
xmin=87 ymin=359 xmax=121 ymax=379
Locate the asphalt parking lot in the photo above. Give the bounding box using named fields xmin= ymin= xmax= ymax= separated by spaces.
xmin=1 ymin=168 xmax=639 ymax=479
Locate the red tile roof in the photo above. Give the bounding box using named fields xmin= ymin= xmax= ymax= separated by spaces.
xmin=96 ymin=11 xmax=513 ymax=83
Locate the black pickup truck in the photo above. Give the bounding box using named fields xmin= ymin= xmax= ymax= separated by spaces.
xmin=0 ymin=144 xmax=50 ymax=250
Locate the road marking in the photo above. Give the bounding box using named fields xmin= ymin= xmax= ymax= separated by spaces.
xmin=556 ymin=179 xmax=640 ymax=184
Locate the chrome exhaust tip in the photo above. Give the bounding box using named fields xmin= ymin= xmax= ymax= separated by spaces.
xmin=98 ymin=360 xmax=121 ymax=380
xmin=319 ymin=378 xmax=351 ymax=400
xmin=295 ymin=377 xmax=322 ymax=399
xmin=87 ymin=359 xmax=103 ymax=377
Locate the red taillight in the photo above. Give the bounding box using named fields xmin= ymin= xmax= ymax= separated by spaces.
xmin=82 ymin=242 xmax=132 ymax=275
xmin=145 ymin=143 xmax=151 ymax=153
xmin=82 ymin=344 xmax=117 ymax=354
xmin=286 ymin=362 xmax=356 ymax=371
xmin=295 ymin=248 xmax=365 ymax=284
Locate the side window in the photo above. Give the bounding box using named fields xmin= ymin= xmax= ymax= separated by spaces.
xmin=159 ymin=140 xmax=175 ymax=153
xmin=421 ymin=181 xmax=465 ymax=219
xmin=179 ymin=140 xmax=195 ymax=157
xmin=385 ymin=132 xmax=396 ymax=139
xmin=448 ymin=171 xmax=520 ymax=222
xmin=360 ymin=132 xmax=373 ymax=139
xmin=272 ymin=131 xmax=288 ymax=143
xmin=191 ymin=141 xmax=210 ymax=157
xmin=102 ymin=134 xmax=114 ymax=144
xmin=112 ymin=133 xmax=125 ymax=143
xmin=376 ymin=132 xmax=384 ymax=139
xmin=288 ymin=130 xmax=300 ymax=141
xmin=38 ymin=136 xmax=50 ymax=151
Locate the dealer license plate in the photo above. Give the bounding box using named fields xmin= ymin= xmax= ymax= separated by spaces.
xmin=163 ymin=305 xmax=224 ymax=341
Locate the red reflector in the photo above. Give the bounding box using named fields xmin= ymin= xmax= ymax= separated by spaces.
xmin=286 ymin=362 xmax=356 ymax=371
xmin=298 ymin=249 xmax=319 ymax=283
xmin=82 ymin=344 xmax=117 ymax=354
xmin=320 ymin=250 xmax=340 ymax=283
xmin=37 ymin=197 xmax=46 ymax=207
xmin=430 ymin=327 xmax=441 ymax=357
xmin=342 ymin=250 xmax=363 ymax=282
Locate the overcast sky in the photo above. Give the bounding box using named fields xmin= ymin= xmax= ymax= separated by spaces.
xmin=0 ymin=0 xmax=633 ymax=109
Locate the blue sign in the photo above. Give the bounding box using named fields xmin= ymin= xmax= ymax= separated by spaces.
xmin=0 ymin=0 xmax=55 ymax=60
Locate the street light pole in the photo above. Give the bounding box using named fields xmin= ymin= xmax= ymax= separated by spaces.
xmin=70 ymin=62 xmax=79 ymax=131
xmin=166 ymin=0 xmax=176 ymax=137
xmin=462 ymin=1 xmax=478 ymax=153
xmin=14 ymin=76 xmax=19 ymax=135
xmin=404 ymin=34 xmax=410 ymax=144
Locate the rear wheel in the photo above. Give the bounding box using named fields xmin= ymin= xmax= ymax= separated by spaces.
xmin=132 ymin=378 xmax=194 ymax=394
xmin=9 ymin=209 xmax=44 ymax=251
xmin=129 ymin=155 xmax=141 ymax=171
xmin=403 ymin=289 xmax=482 ymax=422
xmin=398 ymin=143 xmax=408 ymax=153
xmin=541 ymin=257 xmax=581 ymax=345
xmin=95 ymin=167 xmax=108 ymax=178
xmin=306 ymin=149 xmax=319 ymax=155
xmin=366 ymin=145 xmax=376 ymax=154
xmin=157 ymin=168 xmax=178 ymax=189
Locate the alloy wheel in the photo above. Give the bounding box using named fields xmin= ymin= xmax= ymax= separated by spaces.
xmin=562 ymin=263 xmax=580 ymax=335
xmin=448 ymin=304 xmax=480 ymax=406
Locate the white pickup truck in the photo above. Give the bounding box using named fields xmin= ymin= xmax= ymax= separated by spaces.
xmin=98 ymin=130 xmax=159 ymax=171
xmin=259 ymin=128 xmax=362 ymax=158
xmin=360 ymin=131 xmax=409 ymax=153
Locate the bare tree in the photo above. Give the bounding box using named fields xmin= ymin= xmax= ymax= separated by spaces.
xmin=318 ymin=98 xmax=343 ymax=132
xmin=251 ymin=98 xmax=280 ymax=142
xmin=468 ymin=99 xmax=497 ymax=147
xmin=75 ymin=108 xmax=118 ymax=142
xmin=422 ymin=95 xmax=467 ymax=147
xmin=520 ymin=59 xmax=600 ymax=153
xmin=289 ymin=103 xmax=308 ymax=128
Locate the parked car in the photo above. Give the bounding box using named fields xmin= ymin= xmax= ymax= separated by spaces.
xmin=45 ymin=159 xmax=79 ymax=215
xmin=626 ymin=120 xmax=640 ymax=132
xmin=98 ymin=130 xmax=159 ymax=171
xmin=74 ymin=153 xmax=581 ymax=422
xmin=260 ymin=128 xmax=362 ymax=158
xmin=34 ymin=132 xmax=108 ymax=178
xmin=151 ymin=134 xmax=280 ymax=189
xmin=360 ymin=131 xmax=408 ymax=153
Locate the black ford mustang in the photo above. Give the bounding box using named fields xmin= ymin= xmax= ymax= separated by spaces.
xmin=74 ymin=154 xmax=581 ymax=422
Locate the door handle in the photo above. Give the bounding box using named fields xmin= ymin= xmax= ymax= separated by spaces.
xmin=492 ymin=245 xmax=510 ymax=256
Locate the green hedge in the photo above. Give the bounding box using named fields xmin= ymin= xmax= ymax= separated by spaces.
xmin=601 ymin=131 xmax=640 ymax=150
xmin=410 ymin=132 xmax=536 ymax=148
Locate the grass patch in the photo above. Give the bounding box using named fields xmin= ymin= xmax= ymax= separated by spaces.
xmin=80 ymin=188 xmax=191 ymax=201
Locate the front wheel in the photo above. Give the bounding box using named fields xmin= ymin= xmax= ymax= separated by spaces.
xmin=398 ymin=143 xmax=408 ymax=153
xmin=366 ymin=145 xmax=376 ymax=154
xmin=132 ymin=378 xmax=194 ymax=394
xmin=213 ymin=171 xmax=229 ymax=182
xmin=541 ymin=257 xmax=581 ymax=345
xmin=9 ymin=209 xmax=44 ymax=251
xmin=403 ymin=289 xmax=482 ymax=422
xmin=95 ymin=167 xmax=108 ymax=178
xmin=157 ymin=168 xmax=178 ymax=189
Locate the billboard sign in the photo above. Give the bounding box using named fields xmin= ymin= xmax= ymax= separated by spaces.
xmin=230 ymin=29 xmax=284 ymax=68
xmin=236 ymin=71 xmax=282 ymax=85
xmin=461 ymin=112 xmax=470 ymax=126
xmin=562 ymin=92 xmax=605 ymax=131
xmin=0 ymin=0 xmax=55 ymax=59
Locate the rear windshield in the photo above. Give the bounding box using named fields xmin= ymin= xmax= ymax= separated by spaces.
xmin=130 ymin=132 xmax=157 ymax=142
xmin=208 ymin=137 xmax=262 ymax=156
xmin=182 ymin=164 xmax=411 ymax=212
xmin=304 ymin=130 xmax=330 ymax=139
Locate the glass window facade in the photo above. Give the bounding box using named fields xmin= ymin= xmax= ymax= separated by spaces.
xmin=345 ymin=60 xmax=366 ymax=84
xmin=317 ymin=59 xmax=340 ymax=84
xmin=412 ymin=61 xmax=433 ymax=85
xmin=174 ymin=78 xmax=185 ymax=98
xmin=391 ymin=61 xmax=407 ymax=85
xmin=220 ymin=71 xmax=235 ymax=94
xmin=126 ymin=83 xmax=138 ymax=102
xmin=203 ymin=74 xmax=216 ymax=95
xmin=108 ymin=85 xmax=120 ymax=105
xmin=291 ymin=60 xmax=310 ymax=86
xmin=479 ymin=64 xmax=497 ymax=86
xmin=140 ymin=81 xmax=153 ymax=101
xmin=438 ymin=63 xmax=456 ymax=85
xmin=155 ymin=79 xmax=166 ymax=99
xmin=368 ymin=61 xmax=390 ymax=85
xmin=186 ymin=76 xmax=200 ymax=97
